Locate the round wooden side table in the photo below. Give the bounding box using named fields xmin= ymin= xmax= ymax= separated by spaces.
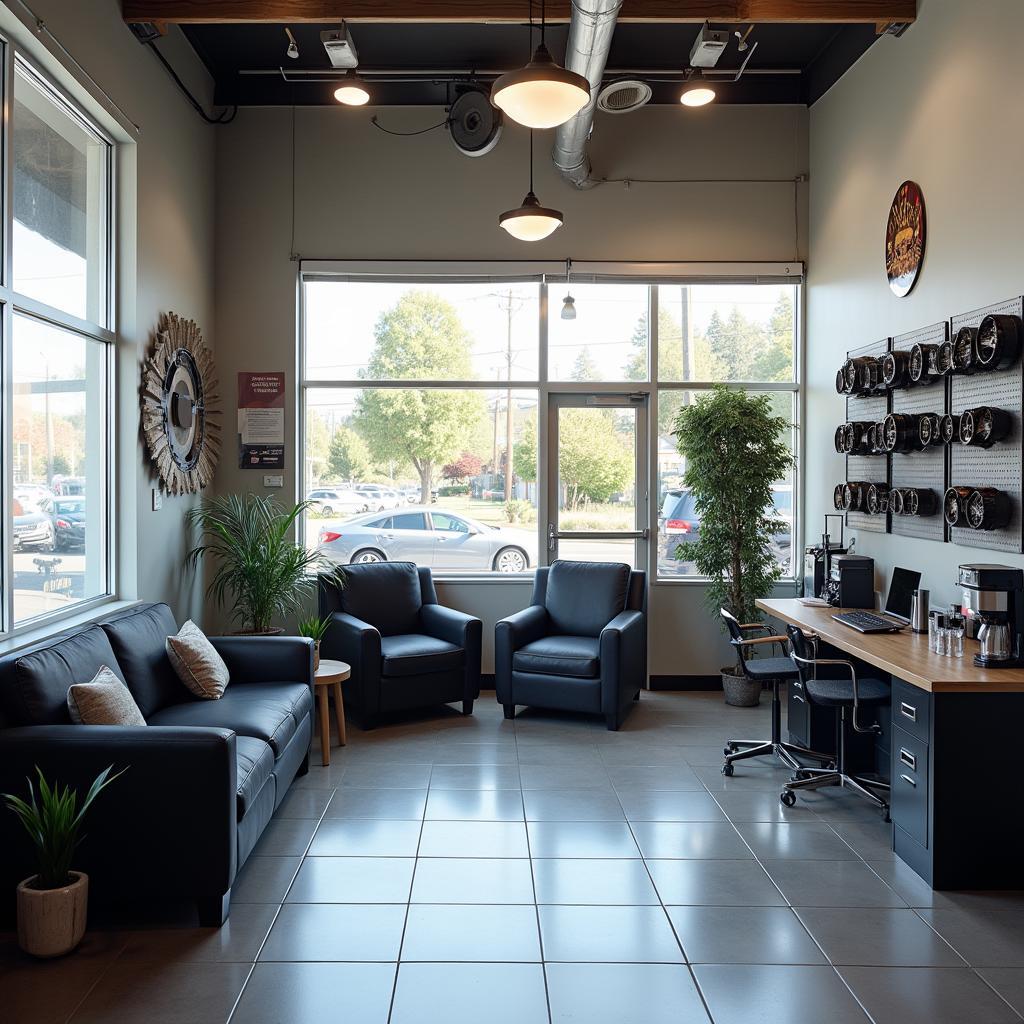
xmin=314 ymin=659 xmax=351 ymax=766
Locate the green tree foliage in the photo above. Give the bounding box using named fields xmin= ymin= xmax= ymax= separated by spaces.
xmin=559 ymin=409 xmax=634 ymax=509
xmin=672 ymin=387 xmax=794 ymax=654
xmin=354 ymin=291 xmax=485 ymax=497
xmin=327 ymin=426 xmax=371 ymax=482
xmin=514 ymin=410 xmax=538 ymax=483
xmin=570 ymin=347 xmax=600 ymax=382
xmin=305 ymin=409 xmax=332 ymax=481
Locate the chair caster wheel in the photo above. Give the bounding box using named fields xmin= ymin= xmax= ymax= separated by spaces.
xmin=721 ymin=762 xmax=735 ymax=777
xmin=780 ymin=790 xmax=797 ymax=807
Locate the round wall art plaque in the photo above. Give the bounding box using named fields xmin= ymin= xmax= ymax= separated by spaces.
xmin=885 ymin=180 xmax=926 ymax=298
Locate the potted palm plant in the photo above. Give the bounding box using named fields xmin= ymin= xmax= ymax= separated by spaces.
xmin=4 ymin=765 xmax=123 ymax=957
xmin=186 ymin=494 xmax=335 ymax=634
xmin=298 ymin=615 xmax=331 ymax=671
xmin=672 ymin=387 xmax=795 ymax=706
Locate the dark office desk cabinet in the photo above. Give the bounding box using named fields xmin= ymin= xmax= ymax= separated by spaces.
xmin=889 ymin=677 xmax=1024 ymax=889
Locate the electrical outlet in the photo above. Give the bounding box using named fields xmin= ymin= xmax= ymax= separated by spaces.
xmin=264 ymin=475 xmax=284 ymax=488
xmin=152 ymin=488 xmax=162 ymax=511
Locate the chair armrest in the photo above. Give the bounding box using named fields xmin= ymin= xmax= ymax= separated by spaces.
xmin=208 ymin=635 xmax=314 ymax=689
xmin=600 ymin=610 xmax=646 ymax=714
xmin=494 ymin=605 xmax=548 ymax=704
xmin=737 ymin=635 xmax=788 ymax=647
xmin=321 ymin=611 xmax=383 ymax=717
xmin=420 ymin=604 xmax=479 ymax=648
xmin=0 ymin=725 xmax=237 ymax=896
xmin=420 ymin=604 xmax=483 ymax=701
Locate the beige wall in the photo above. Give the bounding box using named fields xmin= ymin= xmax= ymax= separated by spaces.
xmin=5 ymin=0 xmax=218 ymax=624
xmin=807 ymin=0 xmax=1024 ymax=607
xmin=214 ymin=103 xmax=808 ymax=673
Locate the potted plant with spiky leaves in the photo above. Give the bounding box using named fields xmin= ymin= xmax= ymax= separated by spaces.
xmin=4 ymin=765 xmax=123 ymax=957
xmin=672 ymin=387 xmax=795 ymax=706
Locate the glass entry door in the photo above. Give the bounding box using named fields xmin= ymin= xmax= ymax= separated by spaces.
xmin=546 ymin=393 xmax=649 ymax=568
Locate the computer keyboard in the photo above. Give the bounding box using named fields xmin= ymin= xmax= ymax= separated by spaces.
xmin=832 ymin=611 xmax=904 ymax=634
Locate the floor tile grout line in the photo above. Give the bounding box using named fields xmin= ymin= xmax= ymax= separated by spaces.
xmin=224 ymin=775 xmax=339 ymax=1024
xmin=384 ymin=763 xmax=432 ymax=1024
xmin=515 ymin=715 xmax=557 ymax=1024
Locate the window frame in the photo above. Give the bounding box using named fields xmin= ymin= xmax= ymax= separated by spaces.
xmin=298 ymin=261 xmax=803 ymax=585
xmin=0 ymin=42 xmax=117 ymax=639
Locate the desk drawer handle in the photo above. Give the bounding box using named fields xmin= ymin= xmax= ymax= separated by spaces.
xmin=899 ymin=748 xmax=917 ymax=771
xmin=792 ymin=693 xmax=805 ymax=704
xmin=899 ymin=701 xmax=918 ymax=722
xmin=899 ymin=773 xmax=917 ymax=787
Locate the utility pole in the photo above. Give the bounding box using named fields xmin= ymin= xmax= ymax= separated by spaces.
xmin=504 ymin=289 xmax=514 ymax=502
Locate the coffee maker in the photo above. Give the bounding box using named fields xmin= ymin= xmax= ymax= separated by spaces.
xmin=959 ymin=563 xmax=1024 ymax=668
xmin=804 ymin=515 xmax=848 ymax=599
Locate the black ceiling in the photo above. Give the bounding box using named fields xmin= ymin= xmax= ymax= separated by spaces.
xmin=181 ymin=20 xmax=880 ymax=108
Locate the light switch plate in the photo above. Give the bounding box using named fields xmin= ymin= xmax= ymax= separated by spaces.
xmin=264 ymin=474 xmax=284 ymax=488
xmin=152 ymin=488 xmax=162 ymax=511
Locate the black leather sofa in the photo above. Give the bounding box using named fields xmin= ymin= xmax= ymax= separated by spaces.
xmin=0 ymin=602 xmax=313 ymax=926
xmin=495 ymin=560 xmax=647 ymax=730
xmin=319 ymin=562 xmax=482 ymax=728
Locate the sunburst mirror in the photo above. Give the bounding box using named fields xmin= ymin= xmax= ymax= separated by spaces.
xmin=142 ymin=312 xmax=221 ymax=495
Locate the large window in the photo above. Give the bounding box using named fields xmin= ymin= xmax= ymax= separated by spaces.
xmin=300 ymin=270 xmax=799 ymax=581
xmin=3 ymin=53 xmax=114 ymax=633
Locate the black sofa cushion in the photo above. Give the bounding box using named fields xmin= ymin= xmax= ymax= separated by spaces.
xmin=380 ymin=634 xmax=464 ymax=677
xmin=147 ymin=682 xmax=312 ymax=756
xmin=9 ymin=626 xmax=128 ymax=725
xmin=513 ymin=635 xmax=600 ymax=679
xmin=235 ymin=735 xmax=275 ymax=819
xmin=101 ymin=603 xmax=189 ymax=718
xmin=545 ymin=561 xmax=629 ymax=638
xmin=337 ymin=562 xmax=422 ymax=637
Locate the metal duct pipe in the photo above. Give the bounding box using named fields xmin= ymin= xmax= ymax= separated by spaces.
xmin=552 ymin=0 xmax=622 ymax=190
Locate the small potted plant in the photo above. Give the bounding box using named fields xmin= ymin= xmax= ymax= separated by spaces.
xmin=298 ymin=615 xmax=331 ymax=671
xmin=4 ymin=765 xmax=123 ymax=957
xmin=672 ymin=387 xmax=795 ymax=706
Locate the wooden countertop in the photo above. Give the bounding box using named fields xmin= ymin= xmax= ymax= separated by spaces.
xmin=757 ymin=598 xmax=1024 ymax=693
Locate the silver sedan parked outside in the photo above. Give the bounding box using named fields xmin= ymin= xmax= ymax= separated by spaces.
xmin=317 ymin=507 xmax=536 ymax=573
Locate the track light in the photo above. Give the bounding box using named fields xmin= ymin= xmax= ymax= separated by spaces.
xmin=334 ymin=70 xmax=370 ymax=106
xmin=491 ymin=0 xmax=590 ymax=130
xmin=680 ymin=78 xmax=716 ymax=107
xmin=499 ymin=131 xmax=563 ymax=242
xmin=285 ymin=27 xmax=299 ymax=60
xmin=561 ymin=258 xmax=576 ymax=319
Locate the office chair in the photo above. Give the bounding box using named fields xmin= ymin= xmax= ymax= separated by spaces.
xmin=780 ymin=624 xmax=891 ymax=818
xmin=721 ymin=608 xmax=833 ymax=776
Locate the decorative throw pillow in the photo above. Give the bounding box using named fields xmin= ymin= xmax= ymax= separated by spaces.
xmin=165 ymin=620 xmax=230 ymax=700
xmin=67 ymin=665 xmax=147 ymax=726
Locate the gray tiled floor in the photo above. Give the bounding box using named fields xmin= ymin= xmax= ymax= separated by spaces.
xmin=4 ymin=690 xmax=1024 ymax=1023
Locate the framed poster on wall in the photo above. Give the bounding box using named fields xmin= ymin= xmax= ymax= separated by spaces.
xmin=238 ymin=372 xmax=285 ymax=469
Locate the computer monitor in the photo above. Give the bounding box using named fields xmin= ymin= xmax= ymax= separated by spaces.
xmin=884 ymin=566 xmax=922 ymax=622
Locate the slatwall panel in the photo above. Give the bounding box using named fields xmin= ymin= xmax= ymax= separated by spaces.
xmin=890 ymin=323 xmax=949 ymax=542
xmin=845 ymin=338 xmax=891 ymax=534
xmin=949 ymin=297 xmax=1024 ymax=553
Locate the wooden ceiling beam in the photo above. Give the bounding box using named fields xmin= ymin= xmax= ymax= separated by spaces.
xmin=122 ymin=1 xmax=917 ymax=26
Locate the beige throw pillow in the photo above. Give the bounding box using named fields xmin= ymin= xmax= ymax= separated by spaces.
xmin=166 ymin=620 xmax=230 ymax=700
xmin=67 ymin=665 xmax=147 ymax=726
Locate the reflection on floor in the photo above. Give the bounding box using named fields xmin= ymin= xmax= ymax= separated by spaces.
xmin=4 ymin=691 xmax=1024 ymax=1023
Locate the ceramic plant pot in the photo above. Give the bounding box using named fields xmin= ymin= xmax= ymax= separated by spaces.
xmin=313 ymin=641 xmax=321 ymax=672
xmin=722 ymin=667 xmax=760 ymax=707
xmin=16 ymin=871 xmax=88 ymax=958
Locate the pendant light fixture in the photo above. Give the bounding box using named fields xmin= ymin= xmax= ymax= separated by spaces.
xmin=499 ymin=131 xmax=563 ymax=242
xmin=561 ymin=257 xmax=577 ymax=319
xmin=334 ymin=70 xmax=370 ymax=106
xmin=491 ymin=0 xmax=590 ymax=130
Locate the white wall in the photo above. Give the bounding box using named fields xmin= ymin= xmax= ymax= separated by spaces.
xmin=6 ymin=0 xmax=218 ymax=623
xmin=807 ymin=0 xmax=1024 ymax=608
xmin=214 ymin=102 xmax=808 ymax=674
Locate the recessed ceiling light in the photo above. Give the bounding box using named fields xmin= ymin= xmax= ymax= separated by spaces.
xmin=680 ymin=81 xmax=716 ymax=107
xmin=334 ymin=70 xmax=370 ymax=106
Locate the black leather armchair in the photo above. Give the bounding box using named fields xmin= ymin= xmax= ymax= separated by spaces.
xmin=495 ymin=560 xmax=647 ymax=730
xmin=319 ymin=562 xmax=482 ymax=728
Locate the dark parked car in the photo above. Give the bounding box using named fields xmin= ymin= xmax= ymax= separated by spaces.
xmin=13 ymin=496 xmax=55 ymax=552
xmin=50 ymin=497 xmax=86 ymax=551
